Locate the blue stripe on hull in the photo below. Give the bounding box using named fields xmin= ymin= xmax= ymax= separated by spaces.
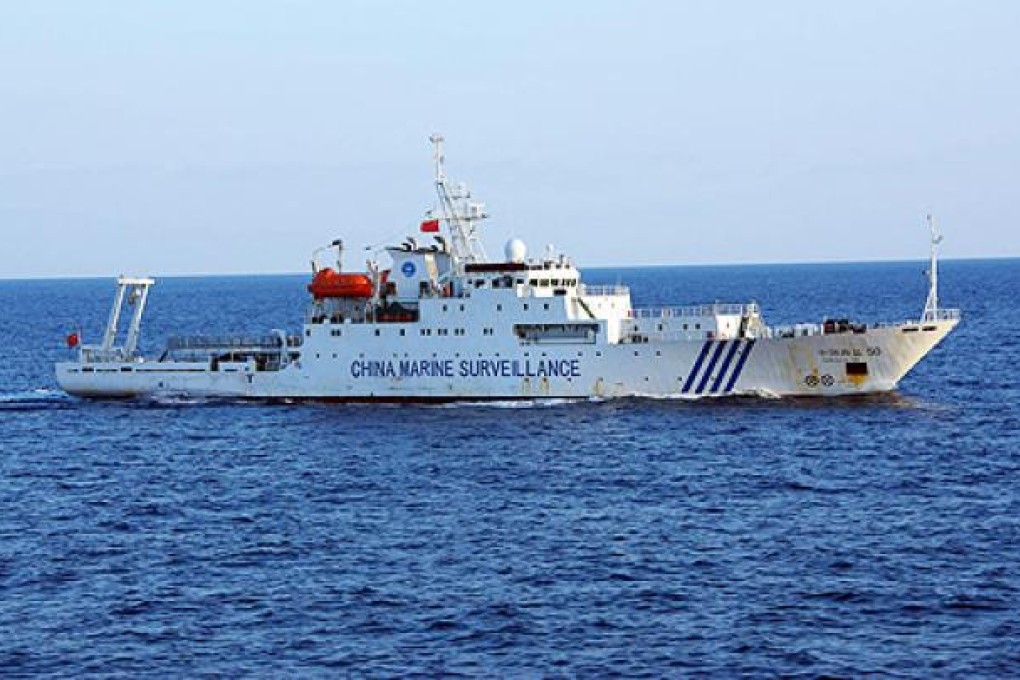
xmin=709 ymin=340 xmax=743 ymax=394
xmin=682 ymin=341 xmax=713 ymax=393
xmin=723 ymin=340 xmax=756 ymax=393
xmin=695 ymin=341 xmax=729 ymax=395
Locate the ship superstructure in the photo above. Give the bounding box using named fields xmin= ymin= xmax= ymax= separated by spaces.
xmin=55 ymin=137 xmax=959 ymax=401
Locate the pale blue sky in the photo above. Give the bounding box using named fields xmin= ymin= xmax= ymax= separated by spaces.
xmin=1 ymin=1 xmax=1018 ymax=278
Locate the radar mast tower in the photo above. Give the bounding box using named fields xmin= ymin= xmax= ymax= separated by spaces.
xmin=922 ymin=214 xmax=943 ymax=322
xmin=430 ymin=133 xmax=488 ymax=265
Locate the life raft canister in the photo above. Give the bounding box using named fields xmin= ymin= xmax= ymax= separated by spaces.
xmin=308 ymin=268 xmax=374 ymax=299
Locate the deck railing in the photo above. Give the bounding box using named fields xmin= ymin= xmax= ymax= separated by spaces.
xmin=922 ymin=308 xmax=962 ymax=322
xmin=78 ymin=347 xmax=132 ymax=363
xmin=768 ymin=309 xmax=962 ymax=338
xmin=167 ymin=335 xmax=284 ymax=350
xmin=630 ymin=302 xmax=760 ymax=319
xmin=579 ymin=284 xmax=630 ymax=297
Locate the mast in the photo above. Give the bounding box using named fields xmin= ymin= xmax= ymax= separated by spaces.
xmin=922 ymin=214 xmax=943 ymax=322
xmin=430 ymin=133 xmax=488 ymax=265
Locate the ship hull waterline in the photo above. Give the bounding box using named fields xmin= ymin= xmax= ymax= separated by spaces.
xmin=55 ymin=319 xmax=956 ymax=402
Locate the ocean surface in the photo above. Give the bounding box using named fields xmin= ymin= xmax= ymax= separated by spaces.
xmin=1 ymin=259 xmax=1018 ymax=676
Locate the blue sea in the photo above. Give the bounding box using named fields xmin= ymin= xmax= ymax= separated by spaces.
xmin=1 ymin=259 xmax=1018 ymax=676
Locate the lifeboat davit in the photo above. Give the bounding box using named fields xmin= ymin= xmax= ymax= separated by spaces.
xmin=308 ymin=268 xmax=374 ymax=299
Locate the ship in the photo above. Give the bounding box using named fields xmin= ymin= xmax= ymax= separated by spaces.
xmin=55 ymin=135 xmax=960 ymax=401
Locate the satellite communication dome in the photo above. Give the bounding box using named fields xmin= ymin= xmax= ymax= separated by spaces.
xmin=504 ymin=238 xmax=527 ymax=263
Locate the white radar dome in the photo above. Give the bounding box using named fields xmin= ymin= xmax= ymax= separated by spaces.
xmin=504 ymin=238 xmax=527 ymax=263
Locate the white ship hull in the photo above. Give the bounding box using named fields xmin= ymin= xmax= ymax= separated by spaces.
xmin=55 ymin=318 xmax=956 ymax=401
xmin=54 ymin=137 xmax=959 ymax=402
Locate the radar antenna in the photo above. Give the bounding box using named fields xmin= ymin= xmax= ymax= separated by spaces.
xmin=430 ymin=133 xmax=487 ymax=265
xmin=922 ymin=214 xmax=943 ymax=322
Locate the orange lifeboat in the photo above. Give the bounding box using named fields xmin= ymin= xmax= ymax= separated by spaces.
xmin=308 ymin=268 xmax=374 ymax=299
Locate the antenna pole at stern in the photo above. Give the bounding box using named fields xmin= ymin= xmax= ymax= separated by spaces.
xmin=922 ymin=214 xmax=943 ymax=322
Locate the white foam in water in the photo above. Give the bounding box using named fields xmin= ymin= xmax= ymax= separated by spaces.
xmin=0 ymin=388 xmax=71 ymax=404
xmin=624 ymin=391 xmax=703 ymax=401
xmin=146 ymin=390 xmax=219 ymax=406
xmin=740 ymin=388 xmax=783 ymax=400
xmin=431 ymin=397 xmax=582 ymax=409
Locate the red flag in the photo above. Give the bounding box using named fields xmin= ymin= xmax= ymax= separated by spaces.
xmin=66 ymin=332 xmax=80 ymax=348
xmin=420 ymin=218 xmax=440 ymax=233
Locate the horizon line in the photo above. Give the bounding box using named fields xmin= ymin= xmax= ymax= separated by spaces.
xmin=1 ymin=254 xmax=1016 ymax=283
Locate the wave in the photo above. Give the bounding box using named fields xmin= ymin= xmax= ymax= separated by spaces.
xmin=147 ymin=393 xmax=212 ymax=406
xmin=143 ymin=392 xmax=259 ymax=408
xmin=427 ymin=397 xmax=584 ymax=410
xmin=21 ymin=388 xmax=930 ymax=411
xmin=0 ymin=388 xmax=73 ymax=409
xmin=618 ymin=388 xmax=782 ymax=402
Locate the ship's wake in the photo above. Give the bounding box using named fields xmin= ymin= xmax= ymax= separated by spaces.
xmin=427 ymin=397 xmax=586 ymax=410
xmin=618 ymin=388 xmax=782 ymax=402
xmin=29 ymin=389 xmax=932 ymax=411
xmin=0 ymin=388 xmax=74 ymax=410
xmin=616 ymin=388 xmax=925 ymax=409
